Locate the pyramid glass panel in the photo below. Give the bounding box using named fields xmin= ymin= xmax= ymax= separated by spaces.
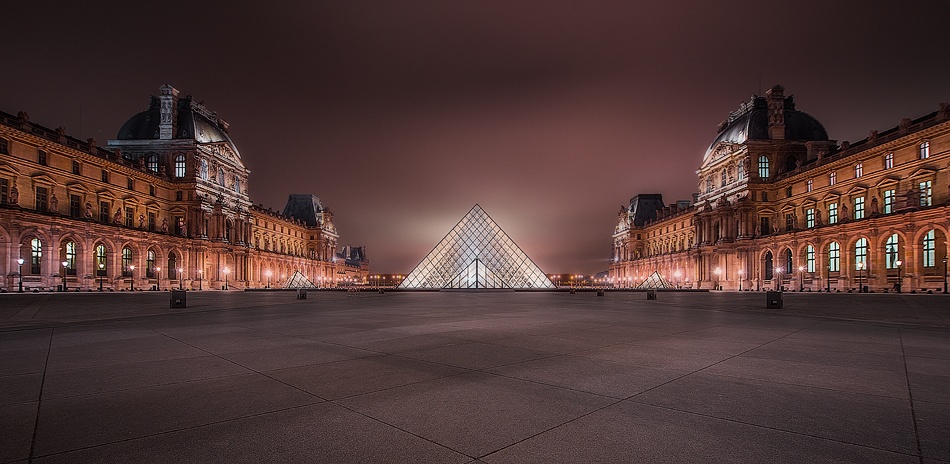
xmin=283 ymin=270 xmax=317 ymax=289
xmin=635 ymin=271 xmax=674 ymax=289
xmin=400 ymin=205 xmax=555 ymax=289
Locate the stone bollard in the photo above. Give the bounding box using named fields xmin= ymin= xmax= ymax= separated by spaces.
xmin=596 ymin=289 xmax=605 ymax=297
xmin=647 ymin=289 xmax=657 ymax=300
xmin=297 ymin=289 xmax=308 ymax=299
xmin=766 ymin=291 xmax=783 ymax=308
xmin=170 ymin=290 xmax=187 ymax=308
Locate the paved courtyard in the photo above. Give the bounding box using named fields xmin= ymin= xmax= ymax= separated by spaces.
xmin=1 ymin=290 xmax=949 ymax=463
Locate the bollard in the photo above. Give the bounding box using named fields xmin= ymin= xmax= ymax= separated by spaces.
xmin=378 ymin=289 xmax=385 ymax=294
xmin=766 ymin=291 xmax=783 ymax=308
xmin=596 ymin=289 xmax=605 ymax=297
xmin=570 ymin=288 xmax=576 ymax=294
xmin=297 ymin=289 xmax=307 ymax=299
xmin=646 ymin=289 xmax=657 ymax=300
xmin=170 ymin=290 xmax=187 ymax=308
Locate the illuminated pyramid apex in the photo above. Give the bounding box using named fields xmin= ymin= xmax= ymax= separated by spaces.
xmin=400 ymin=204 xmax=555 ymax=289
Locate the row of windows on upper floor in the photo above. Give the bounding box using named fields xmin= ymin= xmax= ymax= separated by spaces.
xmin=755 ymin=141 xmax=932 ymax=184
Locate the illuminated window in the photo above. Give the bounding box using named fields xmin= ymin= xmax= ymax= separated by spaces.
xmin=919 ymin=141 xmax=930 ymax=159
xmin=885 ymin=234 xmax=899 ymax=269
xmin=829 ymin=171 xmax=837 ymax=186
xmin=854 ymin=238 xmax=868 ymax=269
xmin=146 ymin=250 xmax=156 ymax=278
xmin=806 ymin=179 xmax=813 ymax=192
xmin=806 ymin=208 xmax=815 ymax=228
xmin=854 ymin=163 xmax=863 ymax=178
xmin=720 ymin=169 xmax=726 ymax=188
xmin=828 ymin=242 xmax=840 ymax=272
xmin=65 ymin=241 xmax=77 ymax=275
xmin=758 ymin=156 xmax=770 ymax=179
xmin=30 ymin=238 xmax=42 ymax=274
xmin=174 ymin=155 xmax=186 ymax=178
xmin=146 ymin=154 xmax=158 ymax=173
xmin=919 ymin=181 xmax=932 ymax=206
xmin=883 ymin=189 xmax=895 ymax=214
xmin=122 ymin=247 xmax=133 ymax=277
xmin=806 ymin=245 xmax=815 ymax=273
xmin=884 ymin=153 xmax=894 ymax=169
xmin=923 ymin=230 xmax=936 ymax=267
xmin=95 ymin=244 xmax=107 ymax=275
xmin=167 ymin=253 xmax=178 ymax=279
xmin=828 ymin=203 xmax=838 ymax=224
xmin=853 ymin=196 xmax=864 ymax=220
xmin=0 ymin=178 xmax=8 ymax=204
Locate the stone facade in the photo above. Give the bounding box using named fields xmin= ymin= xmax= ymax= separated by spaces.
xmin=0 ymin=86 xmax=368 ymax=291
xmin=611 ymin=86 xmax=950 ymax=292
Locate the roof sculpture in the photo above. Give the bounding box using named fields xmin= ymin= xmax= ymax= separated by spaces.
xmin=399 ymin=205 xmax=555 ymax=289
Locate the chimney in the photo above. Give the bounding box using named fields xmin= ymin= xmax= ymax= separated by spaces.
xmin=158 ymin=84 xmax=180 ymax=140
xmin=766 ymin=85 xmax=785 ymax=140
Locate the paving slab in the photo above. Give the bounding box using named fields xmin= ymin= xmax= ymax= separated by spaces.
xmin=0 ymin=401 xmax=36 ymax=463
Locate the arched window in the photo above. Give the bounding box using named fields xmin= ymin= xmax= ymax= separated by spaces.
xmin=922 ymin=230 xmax=936 ymax=268
xmin=174 ymin=155 xmax=186 ymax=178
xmin=758 ymin=156 xmax=770 ymax=179
xmin=65 ymin=241 xmax=77 ymax=275
xmin=200 ymin=159 xmax=209 ymax=180
xmin=225 ymin=220 xmax=232 ymax=242
xmin=146 ymin=154 xmax=158 ymax=173
xmin=806 ymin=179 xmax=813 ymax=192
xmin=95 ymin=244 xmax=107 ymax=275
xmin=884 ymin=234 xmax=899 ymax=269
xmin=783 ymin=249 xmax=793 ymax=275
xmin=805 ymin=245 xmax=815 ymax=273
xmin=167 ymin=252 xmax=178 ymax=279
xmin=764 ymin=251 xmax=774 ymax=280
xmin=854 ymin=238 xmax=868 ymax=270
xmin=146 ymin=250 xmax=156 ymax=278
xmin=919 ymin=141 xmax=930 ymax=159
xmin=828 ymin=242 xmax=840 ymax=272
xmin=235 ymin=178 xmax=241 ymax=194
xmin=30 ymin=238 xmax=42 ymax=274
xmin=122 ymin=247 xmax=133 ymax=277
xmin=720 ymin=169 xmax=726 ymax=188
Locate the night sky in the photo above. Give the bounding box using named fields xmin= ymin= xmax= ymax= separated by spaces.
xmin=3 ymin=1 xmax=949 ymax=274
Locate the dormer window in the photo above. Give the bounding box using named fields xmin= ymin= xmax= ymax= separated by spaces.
xmin=829 ymin=171 xmax=837 ymax=186
xmin=854 ymin=163 xmax=863 ymax=178
xmin=919 ymin=141 xmax=930 ymax=159
xmin=146 ymin=154 xmax=158 ymax=173
xmin=758 ymin=156 xmax=770 ymax=179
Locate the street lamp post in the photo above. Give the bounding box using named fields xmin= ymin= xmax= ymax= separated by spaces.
xmin=129 ymin=265 xmax=135 ymax=291
xmin=674 ymin=270 xmax=682 ymax=289
xmin=98 ymin=263 xmax=105 ymax=291
xmin=17 ymin=258 xmax=24 ymax=293
xmin=737 ymin=269 xmax=744 ymax=291
xmin=798 ymin=266 xmax=805 ymax=292
xmin=943 ymin=257 xmax=948 ymax=294
xmin=223 ymin=267 xmax=230 ymax=290
xmin=775 ymin=267 xmax=783 ymax=292
xmin=178 ymin=268 xmax=183 ymax=290
xmin=197 ymin=269 xmax=203 ymax=290
xmin=155 ymin=267 xmax=161 ymax=291
xmin=894 ymin=260 xmax=903 ymax=293
xmin=714 ymin=267 xmax=722 ymax=291
xmin=62 ymin=260 xmax=69 ymax=292
xmin=856 ymin=261 xmax=865 ymax=293
xmin=265 ymin=269 xmax=272 ymax=289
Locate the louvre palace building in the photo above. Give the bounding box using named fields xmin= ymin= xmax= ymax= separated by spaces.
xmin=0 ymin=85 xmax=367 ymax=291
xmin=610 ymin=85 xmax=949 ymax=293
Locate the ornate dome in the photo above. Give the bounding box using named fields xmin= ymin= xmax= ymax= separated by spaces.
xmin=702 ymin=86 xmax=828 ymax=164
xmin=116 ymin=92 xmax=241 ymax=158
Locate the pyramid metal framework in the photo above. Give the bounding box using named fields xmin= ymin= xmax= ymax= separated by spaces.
xmin=399 ymin=205 xmax=555 ymax=289
xmin=282 ymin=270 xmax=317 ymax=289
xmin=635 ymin=271 xmax=674 ymax=289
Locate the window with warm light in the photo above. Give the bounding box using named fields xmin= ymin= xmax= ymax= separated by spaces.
xmin=919 ymin=141 xmax=930 ymax=159
xmin=884 ymin=153 xmax=894 ymax=169
xmin=919 ymin=180 xmax=932 ymax=206
xmin=923 ymin=230 xmax=936 ymax=267
xmin=885 ymin=234 xmax=899 ymax=269
xmin=854 ymin=163 xmax=863 ymax=178
xmin=806 ymin=245 xmax=815 ymax=272
xmin=855 ymin=238 xmax=868 ymax=269
xmin=883 ymin=189 xmax=896 ymax=214
xmin=853 ymin=197 xmax=864 ymax=220
xmin=828 ymin=242 xmax=840 ymax=272
xmin=758 ymin=156 xmax=770 ymax=179
xmin=828 ymin=203 xmax=838 ymax=224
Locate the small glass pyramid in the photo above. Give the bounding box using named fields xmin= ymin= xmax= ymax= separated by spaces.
xmin=635 ymin=271 xmax=674 ymax=289
xmin=283 ymin=270 xmax=317 ymax=289
xmin=400 ymin=205 xmax=555 ymax=289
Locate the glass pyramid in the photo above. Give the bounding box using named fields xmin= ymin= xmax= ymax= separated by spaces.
xmin=399 ymin=205 xmax=555 ymax=289
xmin=283 ymin=270 xmax=317 ymax=289
xmin=635 ymin=271 xmax=674 ymax=289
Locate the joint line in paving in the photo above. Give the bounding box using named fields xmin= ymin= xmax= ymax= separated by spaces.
xmin=27 ymin=327 xmax=54 ymax=464
xmin=898 ymin=328 xmax=925 ymax=463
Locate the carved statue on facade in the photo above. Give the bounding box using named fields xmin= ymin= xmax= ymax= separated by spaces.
xmin=49 ymin=194 xmax=58 ymax=213
xmin=113 ymin=208 xmax=122 ymax=224
xmin=139 ymin=214 xmax=145 ymax=228
xmin=9 ymin=185 xmax=18 ymax=204
xmin=815 ymin=209 xmax=823 ymax=226
xmin=161 ymin=217 xmax=169 ymax=233
xmin=840 ymin=203 xmax=849 ymax=221
xmin=904 ymin=188 xmax=920 ymax=208
xmin=870 ymin=196 xmax=880 ymax=215
xmin=85 ymin=202 xmax=93 ymax=218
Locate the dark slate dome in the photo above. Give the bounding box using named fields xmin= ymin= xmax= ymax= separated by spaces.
xmin=116 ymin=94 xmax=241 ymax=158
xmin=703 ymin=88 xmax=828 ymax=163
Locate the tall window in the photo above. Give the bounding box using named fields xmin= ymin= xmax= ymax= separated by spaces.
xmin=121 ymin=247 xmax=133 ymax=277
xmin=146 ymin=250 xmax=156 ymax=278
xmin=922 ymin=230 xmax=936 ymax=267
xmin=235 ymin=178 xmax=241 ymax=194
xmin=1 ymin=178 xmax=8 ymax=204
xmin=148 ymin=212 xmax=156 ymax=231
xmin=854 ymin=163 xmax=863 ymax=178
xmin=783 ymin=249 xmax=793 ymax=275
xmin=919 ymin=141 xmax=930 ymax=159
xmin=760 ymin=217 xmax=770 ymax=235
xmin=884 ymin=153 xmax=894 ymax=169
xmin=218 ymin=168 xmax=226 ymax=187
xmin=806 ymin=208 xmax=815 ymax=228
xmin=785 ymin=214 xmax=794 ymax=232
xmin=30 ymin=238 xmax=42 ymax=274
xmin=35 ymin=186 xmax=49 ymax=212
xmin=146 ymin=154 xmax=158 ymax=173
xmin=101 ymin=170 xmax=109 ymax=183
xmin=200 ymin=159 xmax=209 ymax=180
xmin=855 ymin=238 xmax=868 ymax=269
xmin=829 ymin=171 xmax=837 ymax=186
xmin=0 ymin=137 xmax=8 ymax=154
xmin=883 ymin=189 xmax=896 ymax=214
xmin=720 ymin=169 xmax=727 ymax=188
xmin=125 ymin=207 xmax=134 ymax=228
xmin=806 ymin=245 xmax=815 ymax=272
xmin=758 ymin=156 xmax=770 ymax=179
xmin=174 ymin=155 xmax=186 ymax=178
xmin=828 ymin=203 xmax=838 ymax=224
xmin=167 ymin=253 xmax=178 ymax=280
xmin=919 ymin=181 xmax=932 ymax=206
xmin=828 ymin=242 xmax=840 ymax=272
xmin=72 ymin=160 xmax=81 ymax=175
xmin=806 ymin=179 xmax=813 ymax=192
xmin=853 ymin=197 xmax=865 ymax=220
xmin=225 ymin=220 xmax=232 ymax=242
xmin=175 ymin=216 xmax=185 ymax=236
xmin=38 ymin=150 xmax=48 ymax=166
xmin=885 ymin=234 xmax=899 ymax=269
xmin=737 ymin=165 xmax=745 ymax=180
xmin=69 ymin=194 xmax=81 ymax=218
xmin=65 ymin=241 xmax=77 ymax=275
xmin=764 ymin=251 xmax=774 ymax=280
xmin=95 ymin=244 xmax=107 ymax=275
